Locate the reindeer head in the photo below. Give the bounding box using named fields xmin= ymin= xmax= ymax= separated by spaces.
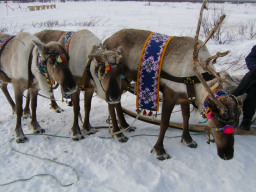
xmin=193 ymin=0 xmax=247 ymax=160
xmin=33 ymin=39 xmax=77 ymax=95
xmin=205 ymin=93 xmax=246 ymax=160
xmin=89 ymin=44 xmax=123 ymax=104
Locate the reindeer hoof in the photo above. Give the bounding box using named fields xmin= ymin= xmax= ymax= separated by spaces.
xmin=151 ymin=148 xmax=171 ymax=161
xmin=118 ymin=136 xmax=128 ymax=143
xmin=30 ymin=122 xmax=44 ymax=134
xmin=16 ymin=136 xmax=28 ymax=143
xmin=113 ymin=134 xmax=128 ymax=143
xmin=50 ymin=106 xmax=64 ymax=113
xmin=181 ymin=139 xmax=198 ymax=148
xmin=34 ymin=128 xmax=45 ymax=134
xmin=82 ymin=128 xmax=98 ymax=135
xmin=23 ymin=112 xmax=31 ymax=119
xmin=72 ymin=134 xmax=85 ymax=141
xmin=121 ymin=126 xmax=136 ymax=132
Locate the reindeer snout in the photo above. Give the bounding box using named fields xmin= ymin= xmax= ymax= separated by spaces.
xmin=107 ymin=95 xmax=121 ymax=104
xmin=218 ymin=149 xmax=234 ymax=160
xmin=105 ymin=77 xmax=122 ymax=104
xmin=61 ymin=69 xmax=77 ymax=94
xmin=64 ymin=84 xmax=77 ymax=95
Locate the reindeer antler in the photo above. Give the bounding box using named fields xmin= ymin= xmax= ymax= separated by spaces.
xmin=192 ymin=0 xmax=229 ymax=115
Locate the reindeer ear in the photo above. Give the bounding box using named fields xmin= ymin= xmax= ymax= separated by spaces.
xmin=114 ymin=46 xmax=123 ymax=64
xmin=207 ymin=98 xmax=219 ymax=114
xmin=88 ymin=45 xmax=101 ymax=59
xmin=236 ymin=93 xmax=247 ymax=108
xmin=32 ymin=39 xmax=45 ymax=52
xmin=98 ymin=43 xmax=106 ymax=51
xmin=116 ymin=46 xmax=123 ymax=55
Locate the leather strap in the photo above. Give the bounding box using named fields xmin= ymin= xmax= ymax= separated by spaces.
xmin=160 ymin=71 xmax=215 ymax=108
xmin=78 ymin=57 xmax=93 ymax=91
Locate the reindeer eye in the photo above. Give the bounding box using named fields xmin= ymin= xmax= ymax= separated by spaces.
xmin=49 ymin=60 xmax=54 ymax=64
xmin=99 ymin=66 xmax=105 ymax=74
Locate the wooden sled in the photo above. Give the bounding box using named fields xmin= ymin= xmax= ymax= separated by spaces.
xmin=122 ymin=107 xmax=256 ymax=136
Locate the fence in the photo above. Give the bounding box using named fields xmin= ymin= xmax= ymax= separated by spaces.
xmin=27 ymin=4 xmax=56 ymax=11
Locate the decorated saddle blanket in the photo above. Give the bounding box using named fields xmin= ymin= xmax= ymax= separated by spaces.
xmin=0 ymin=34 xmax=15 ymax=57
xmin=136 ymin=32 xmax=174 ymax=115
xmin=57 ymin=31 xmax=75 ymax=53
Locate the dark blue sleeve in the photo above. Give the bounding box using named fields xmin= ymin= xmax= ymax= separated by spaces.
xmin=246 ymin=45 xmax=256 ymax=76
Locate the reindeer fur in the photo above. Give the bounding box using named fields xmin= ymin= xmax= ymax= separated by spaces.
xmin=104 ymin=28 xmax=246 ymax=160
xmin=0 ymin=32 xmax=76 ymax=143
xmin=34 ymin=29 xmax=126 ymax=141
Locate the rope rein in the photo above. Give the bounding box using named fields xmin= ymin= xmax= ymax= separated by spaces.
xmin=108 ymin=110 xmax=142 ymax=137
xmin=0 ymin=132 xmax=203 ymax=187
xmin=0 ymin=134 xmax=79 ymax=187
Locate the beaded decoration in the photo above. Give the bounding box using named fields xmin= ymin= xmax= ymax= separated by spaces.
xmin=136 ymin=32 xmax=174 ymax=116
xmin=202 ymin=89 xmax=228 ymax=118
xmin=0 ymin=34 xmax=15 ymax=56
xmin=212 ymin=125 xmax=235 ymax=134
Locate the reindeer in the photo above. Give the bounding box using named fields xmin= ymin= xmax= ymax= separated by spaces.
xmin=103 ymin=1 xmax=247 ymax=160
xmin=22 ymin=29 xmax=127 ymax=141
xmin=0 ymin=32 xmax=77 ymax=143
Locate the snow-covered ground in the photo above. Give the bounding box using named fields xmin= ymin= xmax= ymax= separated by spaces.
xmin=0 ymin=1 xmax=256 ymax=191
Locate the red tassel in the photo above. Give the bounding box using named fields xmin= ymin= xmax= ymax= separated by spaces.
xmin=136 ymin=108 xmax=142 ymax=114
xmin=143 ymin=110 xmax=147 ymax=116
xmin=148 ymin=111 xmax=153 ymax=116
xmin=60 ymin=55 xmax=65 ymax=62
xmin=68 ymin=94 xmax=73 ymax=106
xmin=68 ymin=101 xmax=73 ymax=106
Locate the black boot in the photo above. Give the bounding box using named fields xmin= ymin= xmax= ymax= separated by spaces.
xmin=239 ymin=118 xmax=252 ymax=131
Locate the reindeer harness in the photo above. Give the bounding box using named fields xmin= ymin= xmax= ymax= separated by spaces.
xmin=55 ymin=31 xmax=111 ymax=92
xmin=160 ymin=71 xmax=215 ymax=108
xmin=0 ymin=34 xmax=15 ymax=82
xmin=134 ymin=32 xmax=215 ymax=112
xmin=37 ymin=52 xmax=66 ymax=92
xmin=0 ymin=34 xmax=15 ymax=56
xmin=201 ymin=88 xmax=237 ymax=143
xmin=136 ymin=32 xmax=174 ymax=114
xmin=57 ymin=31 xmax=75 ymax=53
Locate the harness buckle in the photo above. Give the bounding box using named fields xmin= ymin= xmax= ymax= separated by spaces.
xmin=184 ymin=77 xmax=194 ymax=84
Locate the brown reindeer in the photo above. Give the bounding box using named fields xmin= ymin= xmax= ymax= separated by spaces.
xmin=23 ymin=29 xmax=128 ymax=141
xmin=103 ymin=2 xmax=246 ymax=160
xmin=0 ymin=32 xmax=77 ymax=143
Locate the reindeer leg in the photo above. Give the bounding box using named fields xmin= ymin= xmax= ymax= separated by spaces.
xmin=151 ymin=88 xmax=175 ymax=160
xmin=115 ymin=102 xmax=136 ymax=132
xmin=23 ymin=89 xmax=31 ymax=118
xmin=50 ymin=95 xmax=63 ymax=113
xmin=13 ymin=84 xmax=27 ymax=143
xmin=180 ymin=103 xmax=197 ymax=148
xmin=1 ymin=83 xmax=16 ymax=114
xmin=71 ymin=90 xmax=84 ymax=141
xmin=109 ymin=104 xmax=128 ymax=143
xmin=82 ymin=88 xmax=98 ymax=135
xmin=30 ymin=88 xmax=45 ymax=134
